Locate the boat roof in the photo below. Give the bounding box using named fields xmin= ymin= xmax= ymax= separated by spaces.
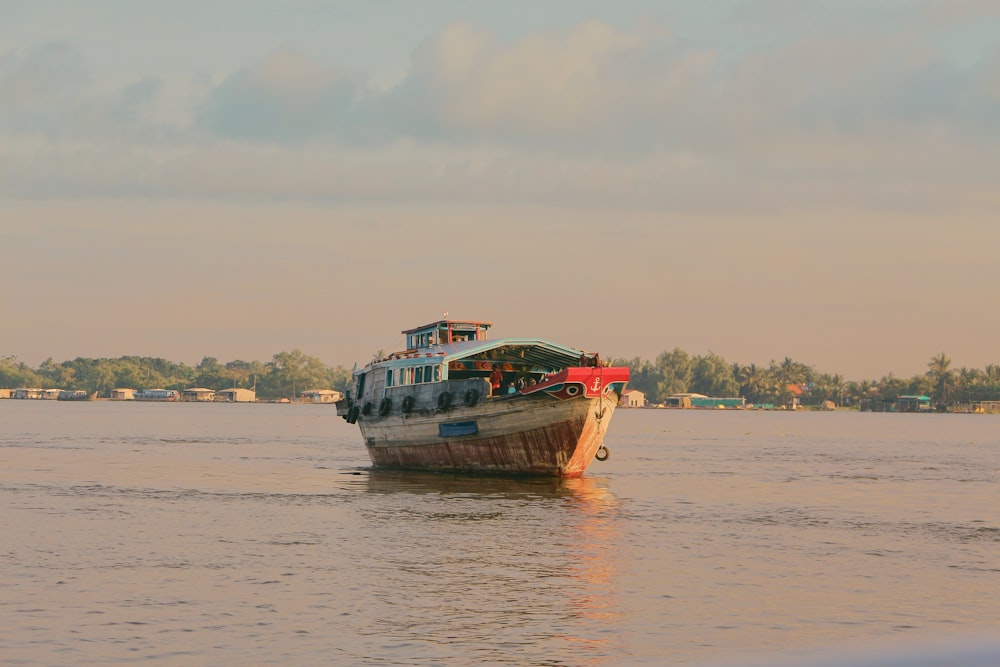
xmin=369 ymin=337 xmax=585 ymax=373
xmin=443 ymin=337 xmax=583 ymax=369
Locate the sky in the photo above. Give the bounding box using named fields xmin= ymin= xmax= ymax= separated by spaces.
xmin=2 ymin=0 xmax=999 ymax=381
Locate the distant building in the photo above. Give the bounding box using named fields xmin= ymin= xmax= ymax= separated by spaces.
xmin=181 ymin=387 xmax=216 ymax=402
xmin=785 ymin=383 xmax=807 ymax=410
xmin=621 ymin=389 xmax=645 ymax=407
xmin=664 ymin=393 xmax=703 ymax=408
xmin=301 ymin=389 xmax=342 ymax=404
xmin=14 ymin=388 xmax=45 ymax=399
xmin=0 ymin=388 xmax=13 ymax=399
xmin=860 ymin=395 xmax=933 ymax=413
xmin=110 ymin=388 xmax=135 ymax=401
xmin=897 ymin=395 xmax=932 ymax=412
xmin=216 ymin=388 xmax=256 ymax=403
xmin=664 ymin=393 xmax=745 ymax=409
xmin=13 ymin=387 xmax=65 ymax=399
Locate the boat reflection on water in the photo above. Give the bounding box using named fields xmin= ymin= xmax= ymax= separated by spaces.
xmin=363 ymin=468 xmax=617 ymax=506
xmin=359 ymin=469 xmax=625 ymax=664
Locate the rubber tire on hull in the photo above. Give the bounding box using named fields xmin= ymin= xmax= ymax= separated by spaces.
xmin=463 ymin=388 xmax=479 ymax=407
xmin=346 ymin=405 xmax=360 ymax=424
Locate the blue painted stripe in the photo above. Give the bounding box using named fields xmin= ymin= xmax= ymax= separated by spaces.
xmin=439 ymin=421 xmax=479 ymax=437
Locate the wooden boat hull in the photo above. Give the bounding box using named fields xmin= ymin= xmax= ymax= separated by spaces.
xmin=357 ymin=390 xmax=620 ymax=477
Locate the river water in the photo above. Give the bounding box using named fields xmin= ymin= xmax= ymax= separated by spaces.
xmin=1 ymin=401 xmax=998 ymax=666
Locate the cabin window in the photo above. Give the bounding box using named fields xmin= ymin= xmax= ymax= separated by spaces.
xmin=424 ymin=365 xmax=432 ymax=382
xmin=434 ymin=365 xmax=442 ymax=381
xmin=414 ymin=366 xmax=423 ymax=383
xmin=386 ymin=369 xmax=393 ymax=387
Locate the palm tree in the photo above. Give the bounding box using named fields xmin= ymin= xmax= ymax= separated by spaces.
xmin=829 ymin=374 xmax=846 ymax=407
xmin=985 ymin=364 xmax=1000 ymax=382
xmin=741 ymin=364 xmax=777 ymax=405
xmin=926 ymin=352 xmax=954 ymax=402
xmin=813 ymin=373 xmax=846 ymax=406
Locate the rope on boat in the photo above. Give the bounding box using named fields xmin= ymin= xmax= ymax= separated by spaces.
xmin=595 ymin=360 xmax=607 ymax=422
xmin=594 ymin=359 xmax=610 ymax=461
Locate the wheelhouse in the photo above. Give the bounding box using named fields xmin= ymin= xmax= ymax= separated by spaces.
xmin=402 ymin=319 xmax=493 ymax=349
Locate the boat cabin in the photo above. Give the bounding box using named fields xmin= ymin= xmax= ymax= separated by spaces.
xmin=352 ymin=319 xmax=596 ymax=404
xmin=402 ymin=320 xmax=492 ymax=349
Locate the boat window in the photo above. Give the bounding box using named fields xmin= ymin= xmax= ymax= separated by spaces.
xmin=424 ymin=365 xmax=432 ymax=382
xmin=386 ymin=369 xmax=393 ymax=387
xmin=415 ymin=366 xmax=423 ymax=383
xmin=434 ymin=365 xmax=441 ymax=381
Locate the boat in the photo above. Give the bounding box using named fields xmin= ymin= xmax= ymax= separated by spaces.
xmin=335 ymin=319 xmax=629 ymax=477
xmin=57 ymin=390 xmax=97 ymax=401
xmin=134 ymin=389 xmax=179 ymax=402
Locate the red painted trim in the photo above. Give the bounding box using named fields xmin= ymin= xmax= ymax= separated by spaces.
xmin=523 ymin=366 xmax=630 ymax=398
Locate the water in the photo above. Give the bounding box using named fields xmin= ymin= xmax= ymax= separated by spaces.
xmin=1 ymin=401 xmax=998 ymax=666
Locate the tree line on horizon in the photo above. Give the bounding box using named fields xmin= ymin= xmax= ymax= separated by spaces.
xmin=609 ymin=350 xmax=1000 ymax=407
xmin=0 ymin=351 xmax=352 ymax=401
xmin=2 ymin=350 xmax=998 ymax=407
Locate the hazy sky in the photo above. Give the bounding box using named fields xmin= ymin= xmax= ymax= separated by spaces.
xmin=3 ymin=0 xmax=999 ymax=380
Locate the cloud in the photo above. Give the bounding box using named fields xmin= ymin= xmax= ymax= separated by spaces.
xmin=400 ymin=21 xmax=645 ymax=137
xmin=114 ymin=77 xmax=163 ymax=124
xmin=370 ymin=17 xmax=998 ymax=162
xmin=920 ymin=0 xmax=1000 ymax=24
xmin=0 ymin=42 xmax=89 ymax=131
xmin=370 ymin=20 xmax=721 ymax=152
xmin=0 ymin=42 xmax=182 ymax=142
xmin=7 ymin=16 xmax=996 ymax=153
xmin=2 ymin=13 xmax=998 ymax=215
xmin=196 ymin=46 xmax=367 ymax=142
